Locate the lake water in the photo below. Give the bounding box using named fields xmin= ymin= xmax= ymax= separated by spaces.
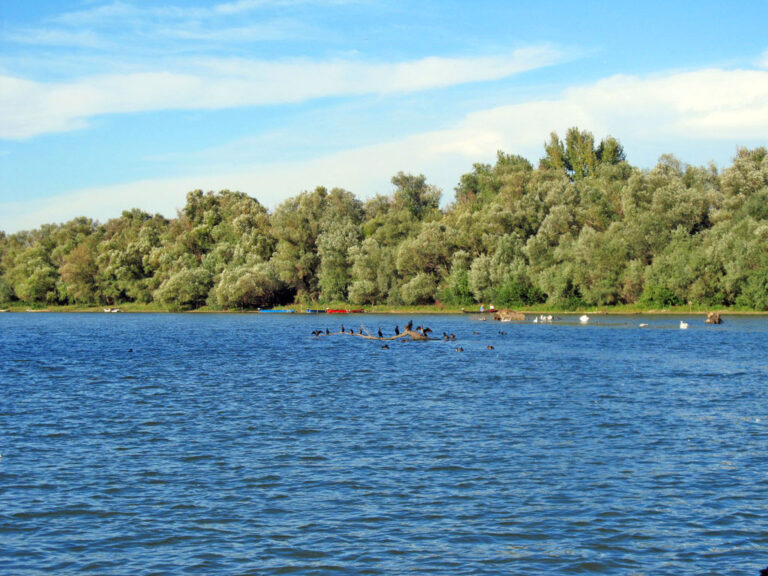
xmin=1 ymin=312 xmax=767 ymax=575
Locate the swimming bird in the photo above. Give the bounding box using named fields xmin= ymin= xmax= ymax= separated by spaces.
xmin=680 ymin=320 xmax=689 ymax=330
xmin=639 ymin=323 xmax=648 ymax=328
xmin=473 ymin=331 xmax=480 ymax=335
xmin=382 ymin=344 xmax=389 ymax=349
xmin=455 ymin=347 xmax=464 ymax=352
xmin=423 ymin=327 xmax=432 ymax=334
xmin=450 ymin=333 xmax=456 ymax=341
xmin=498 ymin=331 xmax=507 ymax=335
xmin=487 ymin=345 xmax=494 ymax=350
xmin=579 ymin=314 xmax=590 ymax=324
xmin=443 ymin=332 xmax=449 ymax=340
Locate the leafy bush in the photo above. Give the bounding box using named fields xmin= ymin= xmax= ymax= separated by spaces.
xmin=640 ymin=284 xmax=683 ymax=307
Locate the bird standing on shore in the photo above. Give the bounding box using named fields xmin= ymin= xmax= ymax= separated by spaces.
xmin=395 ymin=325 xmax=400 ymax=335
xmin=378 ymin=328 xmax=383 ymax=338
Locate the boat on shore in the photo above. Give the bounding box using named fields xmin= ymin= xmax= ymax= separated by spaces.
xmin=305 ymin=309 xmax=326 ymax=314
xmin=326 ymin=309 xmax=365 ymax=314
xmin=259 ymin=309 xmax=295 ymax=313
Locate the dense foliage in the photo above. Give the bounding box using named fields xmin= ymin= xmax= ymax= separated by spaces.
xmin=3 ymin=128 xmax=768 ymax=310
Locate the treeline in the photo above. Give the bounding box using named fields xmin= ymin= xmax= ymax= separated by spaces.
xmin=2 ymin=128 xmax=768 ymax=311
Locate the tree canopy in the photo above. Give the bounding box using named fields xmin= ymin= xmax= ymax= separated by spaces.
xmin=3 ymin=129 xmax=768 ymax=310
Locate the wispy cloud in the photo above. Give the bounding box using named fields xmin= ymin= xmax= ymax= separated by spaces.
xmin=758 ymin=49 xmax=768 ymax=69
xmin=213 ymin=0 xmax=364 ymax=15
xmin=0 ymin=46 xmax=563 ymax=139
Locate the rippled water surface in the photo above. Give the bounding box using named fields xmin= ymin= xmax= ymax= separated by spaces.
xmin=1 ymin=312 xmax=767 ymax=574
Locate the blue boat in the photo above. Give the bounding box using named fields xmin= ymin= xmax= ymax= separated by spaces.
xmin=258 ymin=309 xmax=295 ymax=313
xmin=305 ymin=309 xmax=326 ymax=314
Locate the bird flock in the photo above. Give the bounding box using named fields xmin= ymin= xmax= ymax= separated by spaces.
xmin=310 ymin=314 xmax=701 ymax=351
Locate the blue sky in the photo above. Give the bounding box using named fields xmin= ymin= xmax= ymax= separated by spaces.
xmin=2 ymin=0 xmax=768 ymax=233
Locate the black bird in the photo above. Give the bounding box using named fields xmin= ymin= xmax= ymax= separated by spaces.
xmin=498 ymin=331 xmax=507 ymax=335
xmin=406 ymin=320 xmax=413 ymax=330
xmin=128 ymin=348 xmax=133 ymax=353
xmin=382 ymin=344 xmax=389 ymax=349
xmin=450 ymin=333 xmax=456 ymax=341
xmin=487 ymin=345 xmax=495 ymax=350
xmin=378 ymin=328 xmax=383 ymax=338
xmin=341 ymin=324 xmax=345 ymax=333
xmin=455 ymin=347 xmax=464 ymax=352
xmin=423 ymin=327 xmax=432 ymax=334
xmin=443 ymin=332 xmax=449 ymax=340
xmin=359 ymin=327 xmax=363 ymax=334
xmin=395 ymin=325 xmax=400 ymax=335
xmin=326 ymin=328 xmax=330 ymax=335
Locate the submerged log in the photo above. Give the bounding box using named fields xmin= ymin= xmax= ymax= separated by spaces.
xmin=706 ymin=311 xmax=723 ymax=324
xmin=321 ymin=327 xmax=434 ymax=341
xmin=493 ymin=309 xmax=525 ymax=322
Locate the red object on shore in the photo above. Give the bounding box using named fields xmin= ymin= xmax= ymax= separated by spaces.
xmin=326 ymin=309 xmax=365 ymax=313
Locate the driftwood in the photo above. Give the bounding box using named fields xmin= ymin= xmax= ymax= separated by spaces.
xmin=706 ymin=311 xmax=723 ymax=324
xmin=319 ymin=327 xmax=434 ymax=341
xmin=493 ymin=309 xmax=525 ymax=322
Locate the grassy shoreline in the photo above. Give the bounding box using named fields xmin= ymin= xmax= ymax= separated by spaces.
xmin=1 ymin=302 xmax=765 ymax=315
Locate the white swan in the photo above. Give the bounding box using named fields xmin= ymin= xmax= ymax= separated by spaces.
xmin=680 ymin=320 xmax=689 ymax=330
xmin=639 ymin=323 xmax=648 ymax=328
xmin=579 ymin=314 xmax=589 ymax=324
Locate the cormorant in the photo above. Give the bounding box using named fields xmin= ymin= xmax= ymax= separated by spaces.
xmin=443 ymin=332 xmax=449 ymax=340
xmin=423 ymin=327 xmax=432 ymax=334
xmin=378 ymin=328 xmax=383 ymax=338
xmin=382 ymin=344 xmax=389 ymax=349
xmin=326 ymin=328 xmax=330 ymax=335
xmin=395 ymin=325 xmax=400 ymax=335
xmin=359 ymin=327 xmax=363 ymax=334
xmin=406 ymin=320 xmax=413 ymax=330
xmin=341 ymin=324 xmax=345 ymax=333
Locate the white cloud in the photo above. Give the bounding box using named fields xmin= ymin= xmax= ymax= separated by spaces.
xmin=0 ymin=46 xmax=562 ymax=139
xmin=4 ymin=66 xmax=768 ymax=233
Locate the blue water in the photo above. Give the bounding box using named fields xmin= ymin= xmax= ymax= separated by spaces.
xmin=1 ymin=313 xmax=767 ymax=575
